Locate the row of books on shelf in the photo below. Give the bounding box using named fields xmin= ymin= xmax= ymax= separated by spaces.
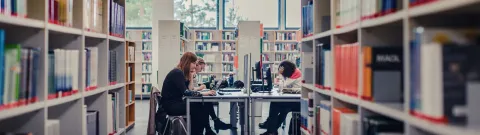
xmin=1 ymin=0 xmax=27 ymax=17
xmin=204 ymin=64 xmax=214 ymax=72
xmin=142 ymin=84 xmax=151 ymax=93
xmin=361 ymin=0 xmax=402 ymax=20
xmin=142 ymin=63 xmax=151 ymax=73
xmin=85 ymin=47 xmax=99 ymax=90
xmin=223 ymin=53 xmax=234 ymax=62
xmin=142 ymin=31 xmax=152 ymax=40
xmin=84 ymin=0 xmax=104 ymax=32
xmin=109 ymin=0 xmax=125 ymax=37
xmin=48 ymin=49 xmax=80 ymax=99
xmin=222 ymin=64 xmax=234 ymax=72
xmin=196 ymin=42 xmax=219 ymax=51
xmin=410 ymin=27 xmax=480 ymax=125
xmin=202 ymin=54 xmax=216 ymax=62
xmin=335 ymin=0 xmax=360 ymax=28
xmin=0 ymin=45 xmax=40 ymax=109
xmin=302 ymin=0 xmax=314 ymax=37
xmin=107 ymin=92 xmax=121 ymax=134
xmin=223 ymin=43 xmax=235 ymax=51
xmin=276 ymin=32 xmax=298 ymax=41
xmin=127 ymin=46 xmax=134 ymax=61
xmin=334 ymin=43 xmax=359 ymax=96
xmin=48 ymin=0 xmax=73 ymax=26
xmin=142 ymin=42 xmax=152 ymax=50
xmin=315 ymin=45 xmax=332 ymax=90
xmin=274 ymin=53 xmax=299 ymax=62
xmin=196 ymin=31 xmax=213 ymax=40
xmin=142 ymin=52 xmax=151 ymax=61
xmin=141 ymin=74 xmax=151 ymax=84
xmin=275 ymin=43 xmax=299 ymax=51
xmin=223 ymin=31 xmax=235 ymax=40
xmin=301 ymin=95 xmax=404 ymax=134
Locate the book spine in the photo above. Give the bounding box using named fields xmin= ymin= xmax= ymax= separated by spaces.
xmin=19 ymin=49 xmax=28 ymax=105
xmin=0 ymin=29 xmax=4 ymax=106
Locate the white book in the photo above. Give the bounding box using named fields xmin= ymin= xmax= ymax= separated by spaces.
xmin=66 ymin=50 xmax=72 ymax=91
xmin=87 ymin=47 xmax=98 ymax=87
xmin=127 ymin=67 xmax=131 ymax=82
xmin=421 ymin=43 xmax=442 ymax=118
xmin=325 ymin=51 xmax=332 ymax=87
xmin=320 ymin=100 xmax=331 ymax=135
xmin=107 ymin=94 xmax=113 ymax=133
xmin=73 ymin=50 xmax=80 ymax=92
xmin=115 ymin=93 xmax=120 ymax=130
xmin=54 ymin=49 xmax=61 ymax=94
xmin=340 ymin=113 xmax=359 ymax=135
xmin=46 ymin=120 xmax=60 ymax=135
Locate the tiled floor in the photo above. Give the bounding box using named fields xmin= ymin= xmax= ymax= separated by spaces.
xmin=126 ymin=100 xmax=294 ymax=135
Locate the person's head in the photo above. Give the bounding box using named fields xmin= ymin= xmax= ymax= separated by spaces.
xmin=195 ymin=58 xmax=206 ymax=73
xmin=278 ymin=60 xmax=296 ymax=78
xmin=177 ymin=52 xmax=198 ymax=80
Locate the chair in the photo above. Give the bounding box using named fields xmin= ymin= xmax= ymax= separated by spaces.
xmin=147 ymin=86 xmax=188 ymax=135
xmin=162 ymin=115 xmax=188 ymax=135
xmin=147 ymin=86 xmax=162 ymax=135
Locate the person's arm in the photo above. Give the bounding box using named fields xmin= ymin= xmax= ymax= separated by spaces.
xmin=171 ymin=70 xmax=202 ymax=97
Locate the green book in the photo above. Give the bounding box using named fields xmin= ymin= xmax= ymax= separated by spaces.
xmin=4 ymin=44 xmax=21 ymax=105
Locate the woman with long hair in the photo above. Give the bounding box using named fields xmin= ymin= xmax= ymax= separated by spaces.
xmin=160 ymin=52 xmax=216 ymax=135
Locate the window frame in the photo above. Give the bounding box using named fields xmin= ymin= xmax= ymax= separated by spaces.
xmin=222 ymin=0 xmax=281 ymax=30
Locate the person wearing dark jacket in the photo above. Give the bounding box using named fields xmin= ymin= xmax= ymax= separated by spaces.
xmin=161 ymin=52 xmax=216 ymax=135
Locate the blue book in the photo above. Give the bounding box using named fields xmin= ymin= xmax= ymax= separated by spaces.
xmin=48 ymin=51 xmax=55 ymax=98
xmin=10 ymin=0 xmax=15 ymax=15
xmin=85 ymin=49 xmax=90 ymax=87
xmin=30 ymin=48 xmax=40 ymax=102
xmin=0 ymin=29 xmax=4 ymax=105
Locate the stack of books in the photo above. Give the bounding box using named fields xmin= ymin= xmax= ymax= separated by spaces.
xmin=85 ymin=47 xmax=99 ymax=91
xmin=84 ymin=0 xmax=104 ymax=32
xmin=1 ymin=44 xmax=41 ymax=109
xmin=334 ymin=43 xmax=359 ymax=97
xmin=48 ymin=0 xmax=73 ymax=26
xmin=109 ymin=0 xmax=125 ymax=38
xmin=48 ymin=49 xmax=80 ymax=99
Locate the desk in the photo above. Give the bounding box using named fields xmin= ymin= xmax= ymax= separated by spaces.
xmin=186 ymin=92 xmax=250 ymax=135
xmin=249 ymin=91 xmax=301 ymax=135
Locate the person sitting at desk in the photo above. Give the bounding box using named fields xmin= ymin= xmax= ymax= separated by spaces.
xmin=160 ymin=52 xmax=216 ymax=135
xmin=189 ymin=58 xmax=233 ymax=134
xmin=260 ymin=60 xmax=301 ymax=135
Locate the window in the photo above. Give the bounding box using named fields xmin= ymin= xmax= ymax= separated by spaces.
xmin=174 ymin=0 xmax=218 ymax=28
xmin=224 ymin=0 xmax=279 ymax=28
xmin=126 ymin=0 xmax=153 ymax=27
xmin=285 ymin=0 xmax=301 ymax=28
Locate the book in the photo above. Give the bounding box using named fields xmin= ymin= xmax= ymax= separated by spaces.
xmin=48 ymin=49 xmax=79 ymax=98
xmin=334 ymin=0 xmax=360 ymax=28
xmin=109 ymin=0 xmax=124 ymax=37
xmin=362 ymin=46 xmax=403 ymax=102
xmin=302 ymin=0 xmax=313 ymax=37
xmin=87 ymin=110 xmax=99 ymax=135
xmin=46 ymin=119 xmax=60 ymax=135
xmin=3 ymin=44 xmax=20 ymax=107
xmin=332 ymin=108 xmax=356 ymax=135
xmin=362 ymin=116 xmax=403 ymax=134
xmin=196 ymin=31 xmax=213 ymax=40
xmin=319 ymin=100 xmax=331 ymax=135
xmin=86 ymin=47 xmax=98 ymax=89
xmin=340 ymin=113 xmax=360 ymax=135
xmin=109 ymin=50 xmax=117 ymax=84
xmin=0 ymin=29 xmax=3 ymax=106
xmin=334 ymin=43 xmax=359 ymax=97
xmin=276 ymin=32 xmax=297 ymax=41
xmin=107 ymin=94 xmax=113 ymax=133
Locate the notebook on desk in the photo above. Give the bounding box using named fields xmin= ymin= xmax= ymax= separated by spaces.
xmin=218 ymin=88 xmax=242 ymax=92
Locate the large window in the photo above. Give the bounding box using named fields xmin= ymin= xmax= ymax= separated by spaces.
xmin=126 ymin=0 xmax=153 ymax=27
xmin=174 ymin=0 xmax=218 ymax=28
xmin=285 ymin=0 xmax=301 ymax=28
xmin=224 ymin=0 xmax=279 ymax=28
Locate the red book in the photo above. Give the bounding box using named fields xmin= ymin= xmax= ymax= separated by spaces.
xmin=54 ymin=0 xmax=59 ymax=23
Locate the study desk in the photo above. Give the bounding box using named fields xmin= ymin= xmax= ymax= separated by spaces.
xmin=248 ymin=90 xmax=301 ymax=135
xmin=186 ymin=92 xmax=250 ymax=135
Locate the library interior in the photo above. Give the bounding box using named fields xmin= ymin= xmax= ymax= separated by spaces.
xmin=0 ymin=0 xmax=479 ymax=135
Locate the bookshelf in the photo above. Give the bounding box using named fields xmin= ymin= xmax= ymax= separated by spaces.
xmin=192 ymin=29 xmax=237 ymax=80
xmin=125 ymin=29 xmax=153 ymax=99
xmin=262 ymin=30 xmax=302 ymax=77
xmin=124 ymin=41 xmax=138 ymax=129
xmin=300 ymin=0 xmax=480 ymax=135
xmin=0 ymin=0 xmax=129 ymax=135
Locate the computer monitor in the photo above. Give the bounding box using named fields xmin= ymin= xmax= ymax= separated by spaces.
xmin=251 ymin=61 xmax=273 ymax=92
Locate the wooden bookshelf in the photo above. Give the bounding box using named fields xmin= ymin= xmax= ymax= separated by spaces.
xmin=0 ymin=0 xmax=129 ymax=135
xmin=125 ymin=29 xmax=153 ymax=99
xmin=124 ymin=41 xmax=136 ymax=129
